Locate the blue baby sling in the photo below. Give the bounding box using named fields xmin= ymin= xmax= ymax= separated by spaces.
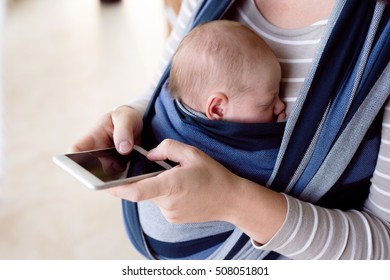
xmin=122 ymin=0 xmax=390 ymax=259
xmin=151 ymin=82 xmax=286 ymax=186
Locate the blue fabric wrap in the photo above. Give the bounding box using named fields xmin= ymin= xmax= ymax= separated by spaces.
xmin=144 ymin=231 xmax=234 ymax=259
xmin=316 ymin=112 xmax=383 ymax=210
xmin=151 ymin=85 xmax=286 ymax=185
xmin=271 ymin=1 xmax=390 ymax=195
xmin=122 ymin=0 xmax=390 ymax=260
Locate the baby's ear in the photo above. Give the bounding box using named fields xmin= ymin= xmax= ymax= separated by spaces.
xmin=205 ymin=93 xmax=228 ymax=120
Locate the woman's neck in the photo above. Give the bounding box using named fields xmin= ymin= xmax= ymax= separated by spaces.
xmin=253 ymin=0 xmax=336 ymax=29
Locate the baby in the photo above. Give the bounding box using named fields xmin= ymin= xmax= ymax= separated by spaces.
xmin=168 ymin=20 xmax=286 ymax=123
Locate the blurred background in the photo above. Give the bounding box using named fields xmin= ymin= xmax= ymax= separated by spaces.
xmin=0 ymin=0 xmax=181 ymax=259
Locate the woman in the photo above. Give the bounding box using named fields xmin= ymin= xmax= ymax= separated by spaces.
xmin=72 ymin=0 xmax=390 ymax=259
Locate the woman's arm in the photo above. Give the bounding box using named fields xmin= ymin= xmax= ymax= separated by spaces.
xmin=256 ymin=194 xmax=390 ymax=259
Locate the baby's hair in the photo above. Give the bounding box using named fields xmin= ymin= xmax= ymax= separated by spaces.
xmin=168 ymin=20 xmax=278 ymax=111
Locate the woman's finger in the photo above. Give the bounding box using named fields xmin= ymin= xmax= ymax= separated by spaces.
xmin=112 ymin=106 xmax=143 ymax=155
xmin=147 ymin=139 xmax=202 ymax=166
xmin=106 ymin=171 xmax=173 ymax=201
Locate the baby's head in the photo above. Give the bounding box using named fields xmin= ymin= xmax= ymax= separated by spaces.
xmin=168 ymin=20 xmax=285 ymax=123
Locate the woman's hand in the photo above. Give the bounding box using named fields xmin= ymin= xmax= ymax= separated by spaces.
xmin=107 ymin=139 xmax=287 ymax=244
xmin=107 ymin=139 xmax=240 ymax=224
xmin=70 ymin=106 xmax=143 ymax=154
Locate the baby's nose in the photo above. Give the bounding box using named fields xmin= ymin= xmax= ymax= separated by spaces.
xmin=274 ymin=99 xmax=285 ymax=115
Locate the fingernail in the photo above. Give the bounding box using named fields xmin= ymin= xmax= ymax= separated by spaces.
xmin=118 ymin=141 xmax=131 ymax=154
xmin=147 ymin=148 xmax=160 ymax=160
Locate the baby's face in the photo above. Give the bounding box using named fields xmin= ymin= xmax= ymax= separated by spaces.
xmin=224 ymin=54 xmax=285 ymax=123
xmin=225 ymin=90 xmax=286 ymax=123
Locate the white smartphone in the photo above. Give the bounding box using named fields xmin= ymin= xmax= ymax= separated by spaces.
xmin=53 ymin=145 xmax=174 ymax=190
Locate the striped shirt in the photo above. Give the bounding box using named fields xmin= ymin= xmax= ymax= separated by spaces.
xmin=128 ymin=0 xmax=390 ymax=259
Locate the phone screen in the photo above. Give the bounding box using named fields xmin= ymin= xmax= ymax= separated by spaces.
xmin=65 ymin=148 xmax=166 ymax=182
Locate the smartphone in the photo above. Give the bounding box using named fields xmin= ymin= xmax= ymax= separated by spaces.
xmin=53 ymin=145 xmax=174 ymax=190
